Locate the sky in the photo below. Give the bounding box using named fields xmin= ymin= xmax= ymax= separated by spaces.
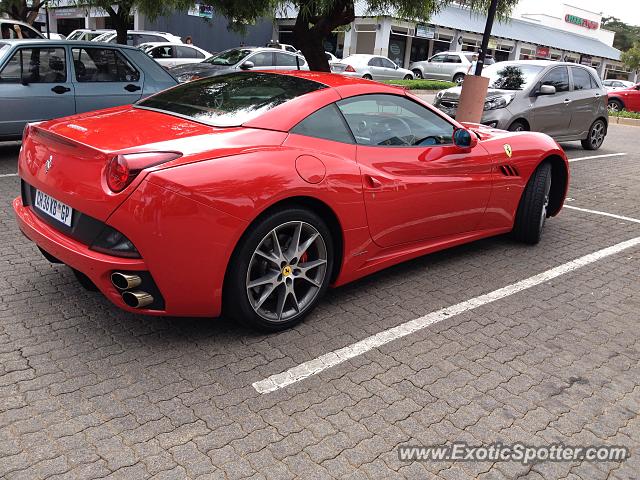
xmin=513 ymin=0 xmax=640 ymax=27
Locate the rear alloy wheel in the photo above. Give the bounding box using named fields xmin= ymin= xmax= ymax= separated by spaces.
xmin=412 ymin=69 xmax=423 ymax=79
xmin=607 ymin=99 xmax=623 ymax=112
xmin=403 ymin=74 xmax=413 ymax=80
xmin=363 ymin=74 xmax=373 ymax=80
xmin=508 ymin=120 xmax=528 ymax=132
xmin=225 ymin=208 xmax=333 ymax=331
xmin=581 ymin=119 xmax=606 ymax=150
xmin=511 ymin=162 xmax=552 ymax=245
xmin=453 ymin=73 xmax=465 ymax=85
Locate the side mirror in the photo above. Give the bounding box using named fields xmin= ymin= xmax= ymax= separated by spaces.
xmin=453 ymin=128 xmax=477 ymax=149
xmin=539 ymin=84 xmax=556 ymax=95
xmin=239 ymin=60 xmax=254 ymax=70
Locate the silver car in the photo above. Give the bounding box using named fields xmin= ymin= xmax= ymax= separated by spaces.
xmin=410 ymin=51 xmax=495 ymax=84
xmin=0 ymin=39 xmax=177 ymax=140
xmin=603 ymin=79 xmax=634 ymax=92
xmin=331 ymin=54 xmax=413 ymax=80
xmin=433 ymin=60 xmax=608 ymax=150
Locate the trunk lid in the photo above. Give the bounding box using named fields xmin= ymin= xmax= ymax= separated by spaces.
xmin=19 ymin=106 xmax=286 ymax=222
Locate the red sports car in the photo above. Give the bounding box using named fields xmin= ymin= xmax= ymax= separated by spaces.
xmin=14 ymin=71 xmax=569 ymax=330
xmin=607 ymin=83 xmax=640 ymax=112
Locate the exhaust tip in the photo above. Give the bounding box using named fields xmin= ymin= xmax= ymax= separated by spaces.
xmin=122 ymin=290 xmax=154 ymax=309
xmin=111 ymin=272 xmax=142 ymax=290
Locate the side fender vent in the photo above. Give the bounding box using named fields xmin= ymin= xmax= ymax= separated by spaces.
xmin=499 ymin=164 xmax=520 ymax=177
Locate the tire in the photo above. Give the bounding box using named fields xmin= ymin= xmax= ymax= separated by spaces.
xmin=224 ymin=208 xmax=334 ymax=331
xmin=412 ymin=69 xmax=423 ymax=79
xmin=511 ymin=162 xmax=552 ymax=245
xmin=363 ymin=74 xmax=372 ymax=80
xmin=453 ymin=73 xmax=465 ymax=85
xmin=508 ymin=120 xmax=528 ymax=132
xmin=580 ymin=119 xmax=606 ymax=150
xmin=403 ymin=74 xmax=413 ymax=80
xmin=607 ymin=99 xmax=623 ymax=112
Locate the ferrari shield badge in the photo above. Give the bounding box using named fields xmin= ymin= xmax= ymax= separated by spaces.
xmin=503 ymin=144 xmax=513 ymax=158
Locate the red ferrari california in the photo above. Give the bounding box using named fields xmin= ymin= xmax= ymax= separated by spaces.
xmin=14 ymin=71 xmax=569 ymax=330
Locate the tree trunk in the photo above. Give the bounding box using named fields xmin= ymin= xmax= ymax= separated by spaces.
xmin=292 ymin=0 xmax=355 ymax=72
xmin=107 ymin=3 xmax=132 ymax=45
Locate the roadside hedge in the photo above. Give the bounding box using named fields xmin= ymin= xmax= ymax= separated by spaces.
xmin=609 ymin=110 xmax=640 ymax=119
xmin=381 ymin=79 xmax=455 ymax=90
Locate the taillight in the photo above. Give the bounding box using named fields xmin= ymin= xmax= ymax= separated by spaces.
xmin=106 ymin=151 xmax=182 ymax=192
xmin=345 ymin=65 xmax=356 ymax=73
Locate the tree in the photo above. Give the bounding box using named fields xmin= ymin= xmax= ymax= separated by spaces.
xmin=621 ymin=42 xmax=640 ymax=80
xmin=602 ymin=16 xmax=640 ymax=52
xmin=0 ymin=0 xmax=49 ymax=24
xmin=208 ymin=0 xmax=519 ymax=72
xmin=73 ymin=0 xmax=193 ymax=44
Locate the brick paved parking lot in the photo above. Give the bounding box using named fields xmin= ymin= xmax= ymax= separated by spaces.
xmin=1 ymin=125 xmax=639 ymax=479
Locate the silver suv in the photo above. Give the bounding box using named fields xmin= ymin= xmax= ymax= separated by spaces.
xmin=433 ymin=60 xmax=608 ymax=150
xmin=410 ymin=51 xmax=495 ymax=84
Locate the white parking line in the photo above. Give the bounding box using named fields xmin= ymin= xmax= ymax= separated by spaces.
xmin=568 ymin=153 xmax=626 ymax=163
xmin=253 ymin=236 xmax=640 ymax=394
xmin=0 ymin=173 xmax=17 ymax=178
xmin=565 ymin=205 xmax=640 ymax=224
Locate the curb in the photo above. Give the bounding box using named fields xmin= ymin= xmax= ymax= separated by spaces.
xmin=609 ymin=116 xmax=640 ymax=127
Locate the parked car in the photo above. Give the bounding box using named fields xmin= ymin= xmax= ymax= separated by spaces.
xmin=139 ymin=42 xmax=211 ymax=68
xmin=410 ymin=51 xmax=495 ymax=84
xmin=326 ymin=51 xmax=340 ymax=63
xmin=0 ymin=39 xmax=177 ymax=140
xmin=265 ymin=41 xmax=299 ymax=53
xmin=602 ymin=79 xmax=634 ymax=92
xmin=169 ymin=47 xmax=308 ymax=83
xmin=66 ymin=29 xmax=113 ymax=41
xmin=607 ymin=83 xmax=640 ymax=112
xmin=92 ymin=30 xmax=182 ymax=46
xmin=14 ymin=70 xmax=569 ymax=330
xmin=331 ymin=54 xmax=413 ymax=80
xmin=433 ymin=61 xmax=608 ymax=150
xmin=1 ymin=19 xmax=44 ymax=40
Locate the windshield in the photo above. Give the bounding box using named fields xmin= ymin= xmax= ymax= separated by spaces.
xmin=92 ymin=32 xmax=113 ymax=42
xmin=482 ymin=63 xmax=544 ymax=90
xmin=66 ymin=30 xmax=83 ymax=40
xmin=205 ymin=48 xmax=252 ymax=66
xmin=136 ymin=72 xmax=326 ymax=127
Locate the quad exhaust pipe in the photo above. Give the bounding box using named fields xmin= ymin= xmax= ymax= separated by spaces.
xmin=122 ymin=290 xmax=154 ymax=309
xmin=111 ymin=272 xmax=153 ymax=309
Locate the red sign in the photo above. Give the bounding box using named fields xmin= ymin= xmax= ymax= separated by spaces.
xmin=536 ymin=46 xmax=550 ymax=58
xmin=565 ymin=14 xmax=599 ymax=30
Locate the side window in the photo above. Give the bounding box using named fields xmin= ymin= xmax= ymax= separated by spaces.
xmin=176 ymin=46 xmax=199 ymax=58
xmin=337 ymin=94 xmax=455 ymax=147
xmin=541 ymin=67 xmax=569 ymax=93
xmin=275 ymin=52 xmax=299 ymax=67
xmin=380 ymin=57 xmax=395 ymax=69
xmin=151 ymin=46 xmax=173 ymax=59
xmin=249 ymin=52 xmax=273 ymax=67
xmin=367 ymin=57 xmax=381 ymax=67
xmin=72 ymin=48 xmax=140 ymax=82
xmin=285 ymin=45 xmax=297 ymax=53
xmin=445 ymin=54 xmax=462 ymax=63
xmin=429 ymin=54 xmax=445 ymax=63
xmin=0 ymin=47 xmax=66 ymax=83
xmin=571 ymin=67 xmax=593 ymax=90
xmin=291 ymin=104 xmax=354 ymax=143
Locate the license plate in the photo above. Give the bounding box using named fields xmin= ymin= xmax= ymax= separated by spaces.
xmin=34 ymin=189 xmax=73 ymax=227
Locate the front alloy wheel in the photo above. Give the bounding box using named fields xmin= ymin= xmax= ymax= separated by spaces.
xmin=225 ymin=208 xmax=333 ymax=331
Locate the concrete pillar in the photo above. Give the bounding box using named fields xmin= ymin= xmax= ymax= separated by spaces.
xmin=342 ymin=23 xmax=357 ymax=57
xmin=595 ymin=58 xmax=605 ymax=79
xmin=374 ymin=18 xmax=391 ymax=57
xmin=133 ymin=10 xmax=144 ymax=30
xmin=509 ymin=41 xmax=521 ymax=61
xmin=427 ymin=39 xmax=434 ymax=58
xmin=451 ymin=30 xmax=463 ymax=52
xmin=404 ymin=35 xmax=412 ymax=68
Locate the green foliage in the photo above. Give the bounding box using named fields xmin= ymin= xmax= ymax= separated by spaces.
xmin=382 ymin=79 xmax=455 ymax=90
xmin=620 ymin=43 xmax=640 ymax=72
xmin=602 ymin=16 xmax=640 ymax=52
xmin=0 ymin=0 xmax=49 ymax=24
xmin=609 ymin=109 xmax=640 ymax=119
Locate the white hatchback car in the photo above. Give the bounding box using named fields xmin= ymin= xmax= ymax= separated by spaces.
xmin=92 ymin=30 xmax=182 ymax=46
xmin=140 ymin=42 xmax=211 ymax=68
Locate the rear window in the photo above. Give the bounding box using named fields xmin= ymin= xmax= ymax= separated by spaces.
xmin=136 ymin=72 xmax=327 ymax=127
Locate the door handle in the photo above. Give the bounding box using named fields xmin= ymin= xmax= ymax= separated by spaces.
xmin=364 ymin=174 xmax=383 ymax=188
xmin=51 ymin=85 xmax=70 ymax=94
xmin=124 ymin=84 xmax=141 ymax=92
xmin=563 ymin=99 xmax=571 ymax=104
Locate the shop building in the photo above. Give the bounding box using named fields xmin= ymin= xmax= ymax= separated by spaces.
xmin=276 ymin=2 xmax=628 ymax=79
